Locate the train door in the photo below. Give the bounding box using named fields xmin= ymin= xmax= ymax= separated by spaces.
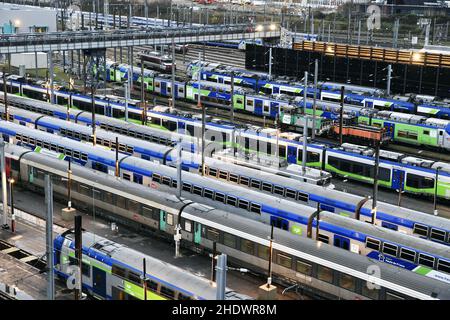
xmin=392 ymin=169 xmax=405 ymax=191
xmin=194 ymin=222 xmax=202 ymax=244
xmin=161 ymin=82 xmax=167 ymax=96
xmin=133 ymin=174 xmax=143 ymax=185
xmin=254 ymin=99 xmax=263 ymax=116
xmin=365 ymin=99 xmax=374 ymax=109
xmin=272 ymin=85 xmax=279 ymax=95
xmin=287 ymin=146 xmax=297 ymax=164
xmin=383 ymin=122 xmax=395 ymax=139
xmin=438 ymin=130 xmax=444 ymax=147
xmin=92 ymin=267 xmax=107 ymax=297
xmin=333 ymin=235 xmax=350 ymax=251
xmin=270 ymin=216 xmax=289 ymax=231
xmin=270 ymin=102 xmax=279 ymax=118
xmin=159 ymin=210 xmax=166 ymax=231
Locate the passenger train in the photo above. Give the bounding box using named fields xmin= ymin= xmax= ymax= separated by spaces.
xmin=1 ymin=92 xmax=450 ymax=201
xmin=2 ymin=121 xmax=450 ymax=278
xmin=3 ymin=69 xmax=450 ymax=151
xmin=6 ymin=144 xmax=450 ymax=300
xmin=55 ymin=230 xmax=250 ymax=300
xmin=187 ymin=61 xmax=450 ymax=119
xmin=2 ymin=104 xmax=450 ymax=247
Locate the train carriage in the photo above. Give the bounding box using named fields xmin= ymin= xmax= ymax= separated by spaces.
xmin=6 ymin=144 xmax=450 ymax=300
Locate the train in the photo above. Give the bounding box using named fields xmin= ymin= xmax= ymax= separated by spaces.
xmin=5 ymin=70 xmax=450 ymax=150
xmin=137 ymin=50 xmax=175 ymax=73
xmin=187 ymin=61 xmax=450 ymax=119
xmin=54 ymin=230 xmax=250 ymax=300
xmin=2 ymin=119 xmax=450 ymax=267
xmin=2 ymin=92 xmax=450 ymax=201
xmin=3 ymin=103 xmax=450 ymax=247
xmin=6 ymin=143 xmax=450 ymax=300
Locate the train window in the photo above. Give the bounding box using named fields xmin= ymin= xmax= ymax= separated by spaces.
xmin=214 ymin=192 xmax=225 ymax=203
xmin=406 ymin=174 xmax=434 ymax=189
xmin=42 ymin=141 xmax=49 ymax=149
xmin=57 ymin=146 xmax=65 ymax=154
xmin=126 ymin=146 xmax=134 ymax=154
xmin=297 ymin=192 xmax=309 ymax=202
xmin=182 ymin=182 xmax=192 ymax=192
xmin=152 ymin=173 xmax=161 ymax=183
xmin=79 ymin=184 xmax=91 ymax=196
xmin=160 ymin=286 xmax=175 ymax=299
xmin=116 ymin=196 xmax=127 ymax=209
xmin=382 ymin=243 xmax=398 ymax=256
xmin=148 ymin=280 xmax=158 ymax=291
xmin=361 ymin=285 xmax=380 ymax=300
xmin=73 ymin=151 xmax=80 ymax=159
xmin=111 ymin=265 xmax=126 ymax=278
xmin=230 ymin=173 xmax=239 ymax=183
xmin=208 ymin=167 xmax=217 ymax=178
xmin=206 ymin=228 xmax=220 ymax=242
xmin=142 ymin=206 xmax=155 ymax=219
xmin=257 ymin=245 xmax=270 ymax=260
xmin=126 ymin=271 xmax=142 ymax=286
xmin=317 ymin=265 xmax=333 ymax=283
xmin=385 ymin=292 xmax=405 ymax=300
xmin=418 ymin=253 xmax=435 ymax=268
xmin=29 ymin=138 xmax=36 ymax=145
xmin=167 ymin=214 xmax=173 ymax=226
xmin=251 ymin=179 xmax=261 ymax=189
xmin=413 ymin=223 xmax=428 ymax=237
xmin=437 ymin=259 xmax=450 ymax=274
xmin=399 ymin=248 xmax=416 ymax=262
xmin=122 ymin=173 xmax=131 ymax=181
xmin=397 ymin=130 xmax=418 ymax=140
xmin=223 ymin=233 xmax=236 ymax=248
xmin=239 ymin=176 xmax=249 ymax=187
xmin=193 ymin=186 xmax=203 ymax=196
xmin=162 ymin=176 xmax=171 ymax=186
xmin=226 ymin=196 xmax=237 ymax=207
xmin=238 ymin=199 xmax=249 ymax=211
xmin=339 ymin=274 xmax=356 ymax=292
xmin=240 ymin=239 xmax=254 ymax=255
xmin=250 ymin=203 xmax=261 ymax=214
xmin=366 ymin=238 xmax=381 ymax=251
xmin=273 ymin=185 xmax=284 ymax=196
xmin=430 ymin=228 xmax=446 ymax=242
xmin=204 ymin=188 xmax=214 ymax=199
xmin=128 ymin=200 xmax=140 ymax=214
xmin=317 ymin=234 xmax=329 ymax=244
xmin=82 ymin=262 xmax=91 ymax=277
xmin=279 ymin=145 xmax=286 ymax=158
xmin=50 ymin=143 xmax=57 ymax=151
xmin=178 ymin=293 xmax=191 ymax=301
xmin=171 ymin=180 xmax=178 ymax=188
xmin=286 ymin=189 xmax=296 ymax=199
xmin=277 ymin=254 xmax=292 ymax=269
xmin=296 ymin=260 xmax=312 ymax=275
xmin=218 ymin=170 xmax=228 ymax=180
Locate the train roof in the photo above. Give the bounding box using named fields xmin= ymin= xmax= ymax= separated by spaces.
xmin=183 ymin=203 xmax=450 ymax=300
xmin=320 ymin=212 xmax=450 ymax=260
xmin=65 ymin=231 xmax=238 ymax=300
xmin=9 ymin=144 xmax=449 ymax=299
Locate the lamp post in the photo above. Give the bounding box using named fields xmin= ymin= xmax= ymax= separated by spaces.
xmin=8 ymin=178 xmax=15 ymax=233
xmin=434 ymin=167 xmax=441 ymax=216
